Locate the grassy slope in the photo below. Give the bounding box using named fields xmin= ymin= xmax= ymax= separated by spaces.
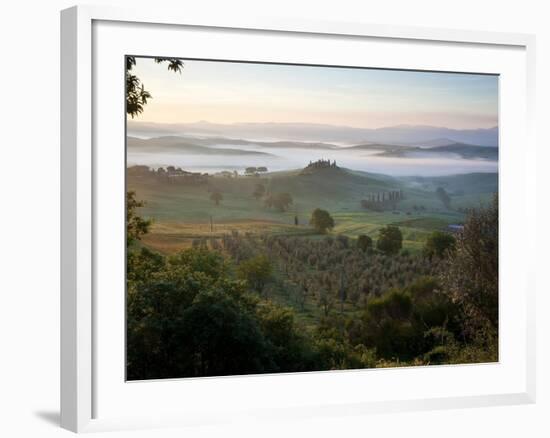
xmin=129 ymin=166 xmax=496 ymax=255
xmin=127 ymin=136 xmax=274 ymax=156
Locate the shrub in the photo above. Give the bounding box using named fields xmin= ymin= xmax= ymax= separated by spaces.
xmin=357 ymin=234 xmax=373 ymax=252
xmin=376 ymin=225 xmax=403 ymax=255
xmin=423 ymin=231 xmax=456 ymax=259
xmin=237 ymin=255 xmax=273 ymax=294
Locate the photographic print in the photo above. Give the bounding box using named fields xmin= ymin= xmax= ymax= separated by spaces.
xmin=126 ymin=57 xmax=498 ymax=381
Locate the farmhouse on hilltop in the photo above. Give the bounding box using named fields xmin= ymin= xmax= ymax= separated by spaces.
xmin=305 ymin=159 xmax=338 ymax=170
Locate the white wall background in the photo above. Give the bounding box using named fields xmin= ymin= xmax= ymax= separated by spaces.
xmin=0 ymin=1 xmax=546 ymax=436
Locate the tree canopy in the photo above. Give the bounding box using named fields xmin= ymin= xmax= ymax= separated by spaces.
xmin=310 ymin=208 xmax=335 ymax=234
xmin=376 ymin=225 xmax=403 ymax=255
xmin=357 ymin=234 xmax=373 ymax=252
xmin=126 ymin=191 xmax=151 ymax=247
xmin=210 ymin=191 xmax=223 ymax=205
xmin=440 ymin=194 xmax=498 ymax=335
xmin=424 ymin=231 xmax=456 ymax=259
xmin=237 ymin=255 xmax=273 ymax=294
xmin=265 ymin=192 xmax=293 ymax=212
xmin=253 ymin=183 xmax=266 ymax=200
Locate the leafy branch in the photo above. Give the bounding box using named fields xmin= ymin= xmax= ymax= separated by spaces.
xmin=126 ymin=56 xmax=184 ymax=118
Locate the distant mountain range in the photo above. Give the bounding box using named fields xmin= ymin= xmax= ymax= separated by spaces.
xmin=407 ymin=138 xmax=460 ymax=147
xmin=128 ymin=121 xmax=499 ymax=147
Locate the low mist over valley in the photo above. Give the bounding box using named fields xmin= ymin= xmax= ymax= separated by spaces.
xmin=127 ymin=125 xmax=498 ymax=177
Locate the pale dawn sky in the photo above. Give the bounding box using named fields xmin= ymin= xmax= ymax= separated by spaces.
xmin=129 ymin=57 xmax=498 ymax=130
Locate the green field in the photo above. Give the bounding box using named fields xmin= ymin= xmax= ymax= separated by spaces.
xmin=129 ymin=165 xmax=496 ymax=255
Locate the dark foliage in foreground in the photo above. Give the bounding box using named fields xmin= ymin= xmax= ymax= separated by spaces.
xmin=126 ymin=195 xmax=499 ymax=380
xmin=127 ymin=247 xmax=323 ymax=379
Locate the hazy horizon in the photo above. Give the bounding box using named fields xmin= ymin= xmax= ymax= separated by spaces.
xmin=127 ymin=120 xmax=499 ymax=146
xmin=130 ymin=57 xmax=498 ymax=131
xmin=128 ymin=119 xmax=499 ymax=131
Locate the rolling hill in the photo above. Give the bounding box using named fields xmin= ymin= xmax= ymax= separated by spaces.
xmin=401 ymin=172 xmax=498 ymax=195
xmin=378 ymin=142 xmax=498 ymax=160
xmin=127 ymin=136 xmax=274 ymax=156
xmin=127 ymin=160 xmax=498 ymax=256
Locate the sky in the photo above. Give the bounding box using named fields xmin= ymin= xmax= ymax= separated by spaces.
xmin=129 ymin=57 xmax=498 ymax=130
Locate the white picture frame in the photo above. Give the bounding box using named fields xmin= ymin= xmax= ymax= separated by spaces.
xmin=60 ymin=5 xmax=537 ymax=433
